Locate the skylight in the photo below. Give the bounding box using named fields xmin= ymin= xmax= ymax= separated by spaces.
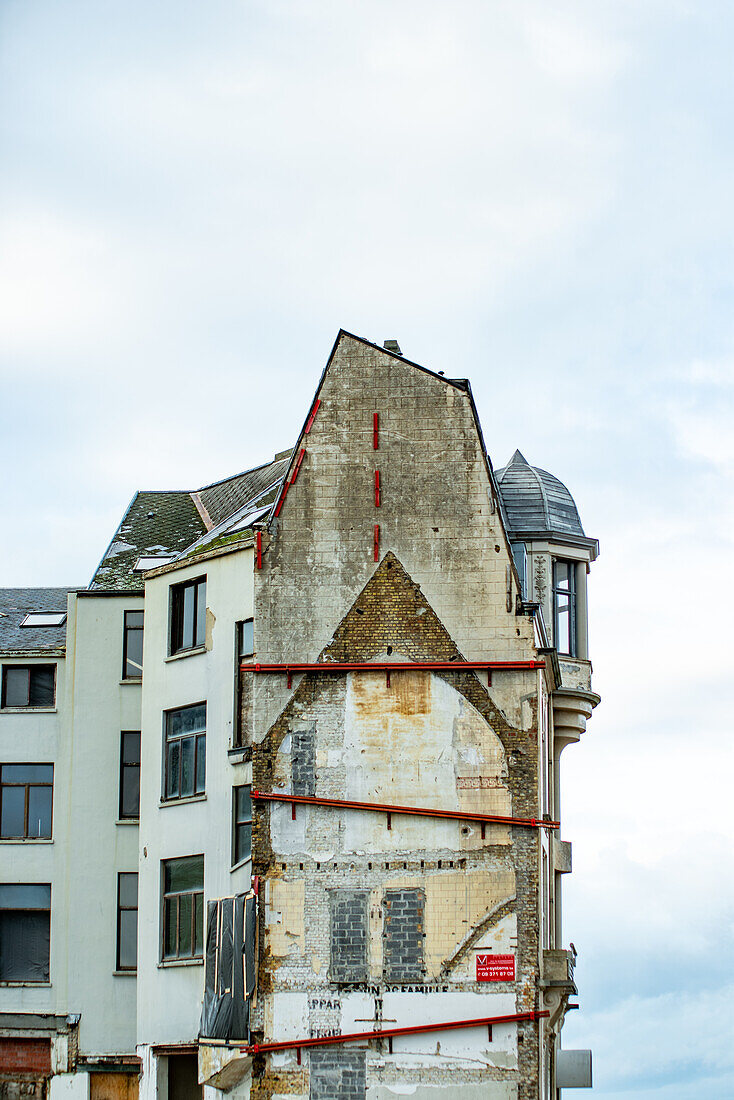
xmin=20 ymin=612 xmax=67 ymax=627
xmin=133 ymin=556 xmax=175 ymax=572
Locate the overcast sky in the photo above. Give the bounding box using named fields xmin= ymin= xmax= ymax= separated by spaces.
xmin=2 ymin=1 xmax=733 ymax=1094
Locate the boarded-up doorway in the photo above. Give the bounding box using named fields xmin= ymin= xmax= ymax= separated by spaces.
xmin=90 ymin=1072 xmax=139 ymax=1099
xmin=167 ymin=1054 xmax=201 ymax=1100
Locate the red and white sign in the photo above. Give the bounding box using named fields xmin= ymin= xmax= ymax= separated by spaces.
xmin=476 ymin=953 xmax=515 ymax=982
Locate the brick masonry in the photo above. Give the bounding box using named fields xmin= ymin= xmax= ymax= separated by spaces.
xmin=250 ymin=336 xmax=546 ymax=1099
xmin=330 ymin=891 xmax=369 ymax=983
xmin=309 ymin=1049 xmax=366 ymax=1100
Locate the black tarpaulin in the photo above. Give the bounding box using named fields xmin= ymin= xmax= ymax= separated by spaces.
xmin=199 ymin=891 xmax=256 ymax=1041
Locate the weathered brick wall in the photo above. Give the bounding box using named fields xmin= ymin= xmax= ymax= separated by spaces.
xmin=250 ymin=336 xmax=542 ymax=1098
xmin=309 ymin=1049 xmax=366 ymax=1100
xmin=0 ymin=1038 xmax=51 ymax=1075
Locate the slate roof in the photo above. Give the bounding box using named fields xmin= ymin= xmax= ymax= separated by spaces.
xmin=495 ymin=450 xmax=585 ymax=538
xmin=90 ymin=492 xmax=206 ymax=591
xmin=0 ymin=588 xmax=76 ymax=654
xmin=198 ymin=456 xmax=291 ymax=528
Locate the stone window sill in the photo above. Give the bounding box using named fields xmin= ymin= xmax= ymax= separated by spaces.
xmin=159 ymin=794 xmax=207 ymax=809
xmin=116 ymin=819 xmax=139 ymax=826
xmin=0 ymin=707 xmax=57 ymax=715
xmin=165 ymin=646 xmax=206 ymax=664
xmin=0 ymin=981 xmax=52 ymax=987
xmin=157 ymin=958 xmax=203 ymax=969
xmin=113 ymin=970 xmax=137 ymax=978
xmin=0 ymin=838 xmax=53 ymax=844
xmin=119 ymin=679 xmax=142 ymax=686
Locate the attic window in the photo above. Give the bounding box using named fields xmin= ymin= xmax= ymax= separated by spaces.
xmin=133 ymin=556 xmax=175 ymax=572
xmin=20 ymin=613 xmax=66 ymax=628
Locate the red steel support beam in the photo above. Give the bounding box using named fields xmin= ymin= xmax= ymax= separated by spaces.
xmin=251 ymin=789 xmax=558 ymax=830
xmin=373 ymin=412 xmax=379 ymax=449
xmin=374 ymin=524 xmax=380 ymax=562
xmin=255 ymin=531 xmax=262 ymax=570
xmin=243 ymin=1010 xmax=549 ymax=1055
xmin=241 ymin=659 xmax=545 ymax=674
xmin=290 ymin=448 xmax=306 ymax=486
xmin=375 ymin=470 xmax=381 ymax=507
xmin=304 ymin=398 xmax=321 ymax=434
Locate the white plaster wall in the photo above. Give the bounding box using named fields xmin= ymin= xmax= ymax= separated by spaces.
xmin=63 ymin=592 xmax=142 ymax=1055
xmin=0 ymin=647 xmax=67 ymax=1018
xmin=49 ymin=1072 xmax=90 ymax=1098
xmin=137 ymin=548 xmax=253 ymax=1046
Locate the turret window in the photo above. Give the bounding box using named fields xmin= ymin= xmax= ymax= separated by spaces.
xmin=553 ymin=560 xmax=577 ymax=656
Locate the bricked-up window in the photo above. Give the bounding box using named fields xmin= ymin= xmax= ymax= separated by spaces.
xmin=0 ymin=883 xmax=51 ymax=982
xmin=1 ymin=665 xmax=55 ymax=709
xmin=162 ymin=855 xmax=204 ymax=961
xmin=232 ymin=785 xmax=252 ymax=866
xmin=0 ymin=765 xmax=53 ymax=839
xmin=553 ymin=560 xmax=577 ymax=657
xmin=116 ymin=872 xmax=138 ymax=971
xmin=309 ymin=1049 xmax=366 ymax=1100
xmin=291 ymin=729 xmax=315 ymax=796
xmin=122 ymin=610 xmax=144 ymax=679
xmin=329 ymin=891 xmax=368 ymax=983
xmin=383 ymin=888 xmax=425 ymax=982
xmin=169 ymin=576 xmax=206 ymax=655
xmin=119 ymin=733 xmax=141 ymax=819
xmin=164 ymin=703 xmax=206 ymax=801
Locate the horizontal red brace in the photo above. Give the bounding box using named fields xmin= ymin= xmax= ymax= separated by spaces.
xmin=251 ymin=789 xmax=558 ymax=830
xmin=304 ymin=398 xmax=321 ymax=434
xmin=243 ymin=1009 xmax=548 ymax=1055
xmin=241 ymin=660 xmax=545 ymax=673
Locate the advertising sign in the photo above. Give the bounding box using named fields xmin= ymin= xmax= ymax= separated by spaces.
xmin=475 ymin=953 xmax=515 ymax=982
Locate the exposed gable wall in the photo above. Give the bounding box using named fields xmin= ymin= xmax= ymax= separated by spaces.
xmin=254 ymin=333 xmax=536 ymax=737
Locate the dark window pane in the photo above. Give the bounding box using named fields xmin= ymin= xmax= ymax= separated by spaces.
xmin=167 ymin=704 xmax=206 ymax=739
xmin=2 ymin=765 xmax=53 ymax=783
xmin=1 ymin=787 xmax=26 ymax=838
xmin=195 ymin=735 xmax=206 ymax=794
xmin=27 ymin=786 xmax=52 ymax=839
xmin=118 ymin=908 xmax=137 ymax=969
xmin=178 ymin=893 xmax=192 ymax=955
xmin=165 ymin=856 xmax=203 ymax=894
xmin=126 ymin=611 xmax=144 ymax=629
xmin=4 ymin=668 xmax=30 ymax=707
xmin=124 ymin=624 xmax=144 ymax=679
xmin=235 ymin=823 xmax=251 ymax=864
xmin=182 ymin=585 xmax=195 ymax=649
xmin=180 ymin=738 xmax=195 ymax=798
xmin=235 ymin=786 xmax=252 ymax=823
xmin=194 ymin=892 xmax=203 ymax=954
xmin=121 ymin=732 xmax=141 ymax=764
xmin=121 ymin=765 xmax=140 ymax=818
xmin=119 ymin=873 xmax=138 ymax=908
xmin=0 ymin=911 xmax=50 ymax=981
xmin=29 ymin=667 xmax=54 ymax=707
xmin=0 ymin=883 xmax=51 ymax=909
xmin=240 ymin=619 xmax=254 ymax=657
xmin=166 ymin=742 xmax=180 ymax=799
xmin=195 ymin=581 xmax=206 ymax=647
xmin=164 ymin=898 xmax=177 ymax=957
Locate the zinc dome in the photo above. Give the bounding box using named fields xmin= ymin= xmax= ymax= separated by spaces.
xmin=495 ymin=450 xmax=584 ymax=538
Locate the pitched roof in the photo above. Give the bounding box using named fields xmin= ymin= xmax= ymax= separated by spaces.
xmin=89 ymin=491 xmax=206 ymax=591
xmin=0 ymin=588 xmax=76 ymax=654
xmin=198 ymin=455 xmax=291 ymax=528
xmin=495 ymin=450 xmax=585 ymax=538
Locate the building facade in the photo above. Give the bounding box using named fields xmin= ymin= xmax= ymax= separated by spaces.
xmin=0 ymin=331 xmax=598 ymax=1098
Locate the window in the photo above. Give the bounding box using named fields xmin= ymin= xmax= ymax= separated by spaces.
xmin=383 ymin=888 xmax=425 ymax=982
xmin=238 ymin=618 xmax=254 ymax=658
xmin=122 ymin=611 xmax=144 ymax=679
xmin=170 ymin=577 xmax=206 ymax=654
xmin=232 ymin=785 xmax=252 ymax=866
xmin=119 ymin=733 xmax=141 ymax=819
xmin=1 ymin=665 xmax=55 ymax=709
xmin=20 ymin=613 xmax=66 ymax=628
xmin=553 ymin=560 xmax=577 ymax=657
xmin=162 ymin=856 xmax=204 ymax=961
xmin=0 ymin=883 xmax=51 ymax=982
xmin=116 ymin=873 xmax=138 ymax=971
xmin=511 ymin=542 xmax=528 ymax=600
xmin=0 ymin=765 xmax=53 ymax=839
xmin=164 ymin=704 xmax=206 ymax=800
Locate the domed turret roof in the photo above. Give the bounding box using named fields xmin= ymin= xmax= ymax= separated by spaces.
xmin=495 ymin=450 xmax=584 ymax=538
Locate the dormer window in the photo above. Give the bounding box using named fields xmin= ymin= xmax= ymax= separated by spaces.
xmin=553 ymin=560 xmax=577 ymax=656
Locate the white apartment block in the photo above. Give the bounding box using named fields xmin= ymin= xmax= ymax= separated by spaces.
xmin=0 ymin=332 xmax=598 ymax=1099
